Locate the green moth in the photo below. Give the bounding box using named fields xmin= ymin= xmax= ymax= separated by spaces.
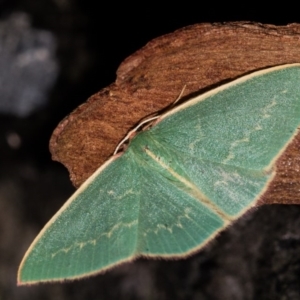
xmin=18 ymin=64 xmax=300 ymax=284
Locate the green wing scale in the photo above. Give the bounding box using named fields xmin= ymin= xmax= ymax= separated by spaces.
xmin=18 ymin=64 xmax=300 ymax=284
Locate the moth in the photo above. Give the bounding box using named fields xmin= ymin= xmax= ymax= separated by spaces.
xmin=18 ymin=64 xmax=300 ymax=284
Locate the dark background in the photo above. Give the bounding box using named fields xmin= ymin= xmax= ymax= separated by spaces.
xmin=0 ymin=1 xmax=300 ymax=299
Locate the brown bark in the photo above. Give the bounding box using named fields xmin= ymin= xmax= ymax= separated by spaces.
xmin=49 ymin=21 xmax=300 ymax=205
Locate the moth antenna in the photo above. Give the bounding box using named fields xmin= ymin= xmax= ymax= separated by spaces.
xmin=172 ymin=85 xmax=187 ymax=106
xmin=114 ymin=86 xmax=187 ymax=155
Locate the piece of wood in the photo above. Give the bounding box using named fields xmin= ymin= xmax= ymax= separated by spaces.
xmin=49 ymin=22 xmax=300 ymax=205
